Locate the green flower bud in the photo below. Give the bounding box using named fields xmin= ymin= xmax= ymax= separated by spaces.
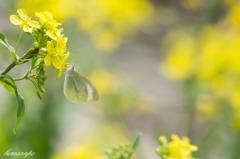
xmin=38 ymin=85 xmax=46 ymax=93
xmin=32 ymin=42 xmax=39 ymax=48
xmin=39 ymin=79 xmax=44 ymax=85
xmin=40 ymin=75 xmax=47 ymax=80
xmin=159 ymin=136 xmax=168 ymax=146
xmin=36 ymin=91 xmax=42 ymax=100
xmin=40 ymin=60 xmax=45 ymax=65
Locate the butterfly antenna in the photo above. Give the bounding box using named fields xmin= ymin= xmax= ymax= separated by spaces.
xmin=75 ymin=50 xmax=79 ymax=65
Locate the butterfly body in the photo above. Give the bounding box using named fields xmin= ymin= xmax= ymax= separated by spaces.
xmin=64 ymin=65 xmax=99 ymax=103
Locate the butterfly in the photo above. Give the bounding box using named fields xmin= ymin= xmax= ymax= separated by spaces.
xmin=64 ymin=65 xmax=99 ymax=103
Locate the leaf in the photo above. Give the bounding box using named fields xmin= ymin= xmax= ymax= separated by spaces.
xmin=0 ymin=76 xmax=15 ymax=94
xmin=129 ymin=134 xmax=141 ymax=159
xmin=0 ymin=75 xmax=25 ymax=136
xmin=0 ymin=32 xmax=18 ymax=62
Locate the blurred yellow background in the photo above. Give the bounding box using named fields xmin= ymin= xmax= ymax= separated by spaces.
xmin=1 ymin=0 xmax=240 ymax=159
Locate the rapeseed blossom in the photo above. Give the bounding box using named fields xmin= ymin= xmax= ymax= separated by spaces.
xmin=17 ymin=0 xmax=154 ymax=52
xmin=156 ymin=134 xmax=198 ymax=159
xmin=10 ymin=9 xmax=70 ymax=77
xmin=35 ymin=11 xmax=70 ymax=77
xmin=160 ymin=2 xmax=240 ymax=129
xmin=10 ymin=9 xmax=41 ymax=33
xmin=35 ymin=11 xmax=60 ymax=29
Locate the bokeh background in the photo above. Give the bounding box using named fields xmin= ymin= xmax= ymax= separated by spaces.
xmin=1 ymin=0 xmax=240 ymax=159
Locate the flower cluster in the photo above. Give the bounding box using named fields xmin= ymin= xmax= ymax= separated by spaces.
xmin=10 ymin=9 xmax=41 ymax=33
xmin=16 ymin=0 xmax=154 ymax=52
xmin=105 ymin=143 xmax=132 ymax=159
xmin=160 ymin=2 xmax=240 ymax=130
xmin=156 ymin=134 xmax=198 ymax=159
xmin=105 ymin=134 xmax=140 ymax=159
xmin=10 ymin=9 xmax=70 ymax=78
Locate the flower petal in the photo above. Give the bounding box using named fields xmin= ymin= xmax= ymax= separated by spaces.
xmin=44 ymin=54 xmax=52 ymax=66
xmin=46 ymin=30 xmax=57 ymax=40
xmin=46 ymin=19 xmax=58 ymax=28
xmin=35 ymin=12 xmax=45 ymax=25
xmin=52 ymin=57 xmax=61 ymax=69
xmin=23 ymin=24 xmax=33 ymax=33
xmin=28 ymin=20 xmax=41 ymax=28
xmin=17 ymin=9 xmax=28 ymax=20
xmin=63 ymin=52 xmax=70 ymax=62
xmin=171 ymin=134 xmax=180 ymax=142
xmin=47 ymin=41 xmax=55 ymax=56
xmin=10 ymin=15 xmax=23 ymax=25
xmin=43 ymin=11 xmax=53 ymax=20
xmin=35 ymin=12 xmax=40 ymax=17
xmin=58 ymin=69 xmax=63 ymax=78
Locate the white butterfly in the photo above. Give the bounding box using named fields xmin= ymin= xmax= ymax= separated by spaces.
xmin=64 ymin=65 xmax=99 ymax=103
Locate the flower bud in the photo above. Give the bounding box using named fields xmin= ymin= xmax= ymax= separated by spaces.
xmin=32 ymin=42 xmax=39 ymax=48
xmin=159 ymin=136 xmax=168 ymax=146
xmin=39 ymin=79 xmax=44 ymax=85
xmin=40 ymin=75 xmax=47 ymax=80
xmin=36 ymin=91 xmax=42 ymax=100
xmin=38 ymin=85 xmax=46 ymax=93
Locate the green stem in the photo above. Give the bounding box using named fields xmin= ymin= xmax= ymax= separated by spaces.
xmin=0 ymin=46 xmax=38 ymax=75
xmin=19 ymin=46 xmax=38 ymax=61
xmin=15 ymin=29 xmax=23 ymax=54
xmin=0 ymin=62 xmax=16 ymax=75
xmin=29 ymin=78 xmax=38 ymax=90
xmin=14 ymin=76 xmax=26 ymax=81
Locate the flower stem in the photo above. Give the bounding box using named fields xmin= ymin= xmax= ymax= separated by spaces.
xmin=19 ymin=46 xmax=38 ymax=61
xmin=15 ymin=29 xmax=23 ymax=54
xmin=29 ymin=78 xmax=38 ymax=90
xmin=1 ymin=46 xmax=38 ymax=75
xmin=14 ymin=76 xmax=26 ymax=81
xmin=0 ymin=62 xmax=16 ymax=75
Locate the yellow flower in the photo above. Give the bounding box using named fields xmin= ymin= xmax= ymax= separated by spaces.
xmin=45 ymin=38 xmax=69 ymax=76
xmin=35 ymin=11 xmax=60 ymax=29
xmin=156 ymin=134 xmax=198 ymax=159
xmin=75 ymin=0 xmax=154 ymax=52
xmin=46 ymin=28 xmax=64 ymax=40
xmin=168 ymin=135 xmax=198 ymax=159
xmin=160 ymin=35 xmax=195 ymax=80
xmin=44 ymin=41 xmax=61 ymax=68
xmin=58 ymin=52 xmax=70 ymax=78
xmin=55 ymin=37 xmax=68 ymax=55
xmin=17 ymin=0 xmax=154 ymax=52
xmin=51 ymin=144 xmax=105 ymax=159
xmin=10 ymin=9 xmax=40 ymax=33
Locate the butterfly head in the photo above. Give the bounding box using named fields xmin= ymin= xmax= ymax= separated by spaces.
xmin=66 ymin=65 xmax=75 ymax=74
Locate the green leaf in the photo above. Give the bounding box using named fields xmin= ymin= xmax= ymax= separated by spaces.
xmin=129 ymin=134 xmax=141 ymax=159
xmin=0 ymin=75 xmax=25 ymax=136
xmin=0 ymin=32 xmax=18 ymax=62
xmin=0 ymin=76 xmax=15 ymax=94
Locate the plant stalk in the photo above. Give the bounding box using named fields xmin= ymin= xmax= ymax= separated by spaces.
xmin=13 ymin=76 xmax=26 ymax=81
xmin=1 ymin=46 xmax=38 ymax=75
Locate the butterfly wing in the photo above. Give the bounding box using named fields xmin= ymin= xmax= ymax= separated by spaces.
xmin=64 ymin=69 xmax=99 ymax=103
